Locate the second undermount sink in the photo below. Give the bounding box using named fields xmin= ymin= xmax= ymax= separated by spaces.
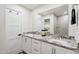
xmin=46 ymin=38 xmax=77 ymax=48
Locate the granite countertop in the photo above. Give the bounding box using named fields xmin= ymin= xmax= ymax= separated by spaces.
xmin=22 ymin=33 xmax=79 ymax=51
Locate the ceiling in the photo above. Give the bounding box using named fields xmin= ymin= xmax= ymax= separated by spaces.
xmin=21 ymin=4 xmax=44 ymax=10
xmin=53 ymin=5 xmax=68 ymax=16
xmin=39 ymin=5 xmax=68 ymax=16
xmin=21 ymin=4 xmax=68 ymax=16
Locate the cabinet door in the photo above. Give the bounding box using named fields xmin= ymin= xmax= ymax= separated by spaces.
xmin=23 ymin=37 xmax=32 ymax=54
xmin=32 ymin=39 xmax=41 ymax=54
xmin=55 ymin=46 xmax=75 ymax=54
xmin=41 ymin=42 xmax=55 ymax=54
xmin=32 ymin=47 xmax=41 ymax=54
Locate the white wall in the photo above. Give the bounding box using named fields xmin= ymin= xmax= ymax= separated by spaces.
xmin=31 ymin=4 xmax=63 ymax=32
xmin=0 ymin=5 xmax=6 ymax=53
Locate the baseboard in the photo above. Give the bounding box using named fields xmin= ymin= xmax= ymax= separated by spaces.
xmin=0 ymin=51 xmax=7 ymax=54
xmin=0 ymin=48 xmax=22 ymax=54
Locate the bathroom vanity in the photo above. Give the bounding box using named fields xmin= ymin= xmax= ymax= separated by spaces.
xmin=22 ymin=33 xmax=79 ymax=54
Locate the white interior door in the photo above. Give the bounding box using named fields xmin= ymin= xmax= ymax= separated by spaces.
xmin=5 ymin=9 xmax=22 ymax=53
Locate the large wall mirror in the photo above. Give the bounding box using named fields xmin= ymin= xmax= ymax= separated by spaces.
xmin=40 ymin=5 xmax=69 ymax=37
xmin=53 ymin=5 xmax=69 ymax=37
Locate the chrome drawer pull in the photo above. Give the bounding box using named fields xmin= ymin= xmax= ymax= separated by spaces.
xmin=54 ymin=49 xmax=56 ymax=54
xmin=52 ymin=48 xmax=56 ymax=54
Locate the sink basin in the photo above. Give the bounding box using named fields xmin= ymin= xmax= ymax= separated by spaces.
xmin=34 ymin=34 xmax=46 ymax=40
xmin=34 ymin=34 xmax=53 ymax=40
xmin=46 ymin=39 xmax=77 ymax=48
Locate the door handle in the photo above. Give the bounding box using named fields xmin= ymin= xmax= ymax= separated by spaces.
xmin=52 ymin=48 xmax=54 ymax=54
xmin=17 ymin=34 xmax=22 ymax=36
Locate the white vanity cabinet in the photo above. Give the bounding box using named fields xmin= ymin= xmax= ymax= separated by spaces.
xmin=22 ymin=36 xmax=76 ymax=54
xmin=23 ymin=37 xmax=32 ymax=54
xmin=41 ymin=42 xmax=76 ymax=54
xmin=41 ymin=42 xmax=56 ymax=54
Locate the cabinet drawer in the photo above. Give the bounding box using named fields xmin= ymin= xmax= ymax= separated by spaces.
xmin=32 ymin=47 xmax=40 ymax=54
xmin=32 ymin=39 xmax=41 ymax=48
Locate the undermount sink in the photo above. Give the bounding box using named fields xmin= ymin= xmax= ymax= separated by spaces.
xmin=34 ymin=34 xmax=53 ymax=40
xmin=34 ymin=34 xmax=46 ymax=40
xmin=46 ymin=38 xmax=77 ymax=48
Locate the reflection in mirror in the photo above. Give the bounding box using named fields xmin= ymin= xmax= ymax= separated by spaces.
xmin=40 ymin=5 xmax=69 ymax=37
xmin=53 ymin=5 xmax=69 ymax=37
